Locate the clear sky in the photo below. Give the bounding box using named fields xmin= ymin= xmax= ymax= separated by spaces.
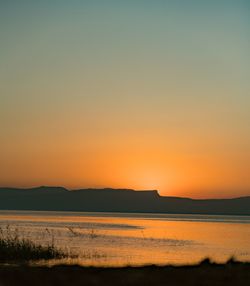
xmin=0 ymin=0 xmax=249 ymax=198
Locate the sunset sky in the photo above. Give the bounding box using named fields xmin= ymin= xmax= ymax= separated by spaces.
xmin=0 ymin=0 xmax=249 ymax=198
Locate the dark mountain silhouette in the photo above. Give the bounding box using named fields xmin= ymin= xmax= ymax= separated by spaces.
xmin=0 ymin=186 xmax=250 ymax=215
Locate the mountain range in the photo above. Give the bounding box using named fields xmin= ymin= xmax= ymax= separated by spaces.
xmin=0 ymin=186 xmax=250 ymax=215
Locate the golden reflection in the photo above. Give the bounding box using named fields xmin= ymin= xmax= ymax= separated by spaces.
xmin=0 ymin=211 xmax=250 ymax=266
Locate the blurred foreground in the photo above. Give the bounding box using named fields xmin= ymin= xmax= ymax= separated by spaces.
xmin=0 ymin=259 xmax=250 ymax=286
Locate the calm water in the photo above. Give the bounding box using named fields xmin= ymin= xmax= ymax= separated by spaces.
xmin=0 ymin=210 xmax=250 ymax=266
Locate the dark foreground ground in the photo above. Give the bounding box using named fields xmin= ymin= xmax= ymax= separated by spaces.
xmin=0 ymin=259 xmax=250 ymax=286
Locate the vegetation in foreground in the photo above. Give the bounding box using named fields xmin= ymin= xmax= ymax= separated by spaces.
xmin=0 ymin=226 xmax=67 ymax=262
xmin=0 ymin=259 xmax=250 ymax=286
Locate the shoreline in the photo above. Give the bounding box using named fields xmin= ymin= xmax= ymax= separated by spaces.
xmin=1 ymin=259 xmax=250 ymax=286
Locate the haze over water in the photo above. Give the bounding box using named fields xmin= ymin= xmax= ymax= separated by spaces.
xmin=1 ymin=210 xmax=249 ymax=266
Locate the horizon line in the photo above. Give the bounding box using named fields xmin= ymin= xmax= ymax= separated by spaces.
xmin=0 ymin=185 xmax=250 ymax=200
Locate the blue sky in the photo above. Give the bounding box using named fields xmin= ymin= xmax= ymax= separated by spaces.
xmin=0 ymin=0 xmax=249 ymax=197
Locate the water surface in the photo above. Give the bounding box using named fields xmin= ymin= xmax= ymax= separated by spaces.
xmin=0 ymin=210 xmax=249 ymax=266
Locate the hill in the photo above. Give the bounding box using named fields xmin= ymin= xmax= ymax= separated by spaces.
xmin=0 ymin=186 xmax=250 ymax=215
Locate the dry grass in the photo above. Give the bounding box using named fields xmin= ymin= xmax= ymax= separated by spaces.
xmin=0 ymin=225 xmax=67 ymax=262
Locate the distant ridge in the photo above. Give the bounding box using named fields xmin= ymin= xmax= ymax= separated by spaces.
xmin=0 ymin=186 xmax=250 ymax=215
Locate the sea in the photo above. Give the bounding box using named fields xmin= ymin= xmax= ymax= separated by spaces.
xmin=0 ymin=210 xmax=250 ymax=266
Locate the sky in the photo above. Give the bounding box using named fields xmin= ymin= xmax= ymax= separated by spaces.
xmin=0 ymin=0 xmax=249 ymax=198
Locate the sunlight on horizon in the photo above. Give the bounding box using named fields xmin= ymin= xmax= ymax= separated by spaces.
xmin=0 ymin=0 xmax=249 ymax=198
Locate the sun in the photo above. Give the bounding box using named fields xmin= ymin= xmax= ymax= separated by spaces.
xmin=126 ymin=168 xmax=170 ymax=194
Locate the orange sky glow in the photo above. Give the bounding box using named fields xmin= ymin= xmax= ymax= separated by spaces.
xmin=0 ymin=1 xmax=249 ymax=198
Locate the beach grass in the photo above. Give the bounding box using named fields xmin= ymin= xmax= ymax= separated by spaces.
xmin=0 ymin=226 xmax=67 ymax=262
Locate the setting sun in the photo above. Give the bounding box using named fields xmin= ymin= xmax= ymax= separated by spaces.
xmin=0 ymin=1 xmax=250 ymax=284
